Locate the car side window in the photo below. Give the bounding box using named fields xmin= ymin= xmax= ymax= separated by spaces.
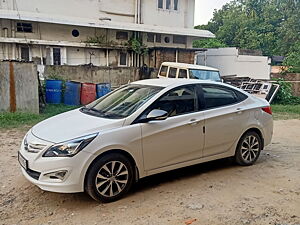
xmin=202 ymin=85 xmax=239 ymax=109
xmin=142 ymin=86 xmax=197 ymax=118
xmin=159 ymin=65 xmax=168 ymax=77
xmin=169 ymin=67 xmax=177 ymax=78
xmin=178 ymin=69 xmax=188 ymax=78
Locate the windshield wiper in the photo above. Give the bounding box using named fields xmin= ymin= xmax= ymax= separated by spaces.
xmin=80 ymin=107 xmax=105 ymax=116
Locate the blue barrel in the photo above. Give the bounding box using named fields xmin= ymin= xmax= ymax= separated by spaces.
xmin=45 ymin=80 xmax=63 ymax=104
xmin=96 ymin=83 xmax=111 ymax=98
xmin=64 ymin=81 xmax=81 ymax=106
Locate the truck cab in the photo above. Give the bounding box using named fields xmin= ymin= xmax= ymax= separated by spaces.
xmin=158 ymin=62 xmax=222 ymax=82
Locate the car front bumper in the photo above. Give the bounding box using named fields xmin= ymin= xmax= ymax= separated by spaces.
xmin=18 ymin=132 xmax=94 ymax=193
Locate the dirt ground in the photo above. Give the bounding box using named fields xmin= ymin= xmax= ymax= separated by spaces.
xmin=0 ymin=120 xmax=299 ymax=225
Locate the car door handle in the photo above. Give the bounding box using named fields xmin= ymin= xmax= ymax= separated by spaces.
xmin=187 ymin=119 xmax=201 ymax=126
xmin=236 ymin=108 xmax=243 ymax=114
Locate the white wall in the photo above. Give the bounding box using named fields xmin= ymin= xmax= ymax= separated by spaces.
xmin=197 ymin=48 xmax=271 ymax=80
xmin=0 ymin=0 xmax=195 ymax=29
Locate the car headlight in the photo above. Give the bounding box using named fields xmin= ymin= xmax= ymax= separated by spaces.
xmin=43 ymin=133 xmax=98 ymax=157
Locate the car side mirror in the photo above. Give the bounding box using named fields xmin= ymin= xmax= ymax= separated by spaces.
xmin=147 ymin=109 xmax=168 ymax=121
xmin=138 ymin=109 xmax=168 ymax=123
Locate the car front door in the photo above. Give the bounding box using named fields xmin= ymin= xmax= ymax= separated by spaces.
xmin=201 ymin=84 xmax=249 ymax=157
xmin=138 ymin=85 xmax=205 ymax=171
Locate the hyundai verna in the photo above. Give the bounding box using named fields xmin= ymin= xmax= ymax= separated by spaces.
xmin=18 ymin=79 xmax=273 ymax=202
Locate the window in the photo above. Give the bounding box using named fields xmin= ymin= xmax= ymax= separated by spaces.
xmin=156 ymin=34 xmax=161 ymax=43
xmin=173 ymin=35 xmax=186 ymax=44
xmin=16 ymin=23 xmax=32 ymax=33
xmin=146 ymin=86 xmax=197 ymax=117
xmin=189 ymin=69 xmax=221 ymax=82
xmin=72 ymin=29 xmax=80 ymax=37
xmin=202 ymin=85 xmax=239 ymax=109
xmin=53 ymin=48 xmax=61 ymax=65
xmin=119 ymin=52 xmax=127 ymax=66
xmin=164 ymin=36 xmax=170 ymax=43
xmin=159 ymin=65 xmax=168 ymax=77
xmin=178 ymin=69 xmax=187 ymax=78
xmin=169 ymin=67 xmax=177 ymax=78
xmin=147 ymin=33 xmax=155 ymax=43
xmin=174 ymin=0 xmax=178 ymax=10
xmin=84 ymin=84 xmax=163 ymax=119
xmin=158 ymin=0 xmax=163 ymax=9
xmin=116 ymin=31 xmax=128 ymax=40
xmin=20 ymin=46 xmax=30 ymax=62
xmin=166 ymin=0 xmax=171 ymax=9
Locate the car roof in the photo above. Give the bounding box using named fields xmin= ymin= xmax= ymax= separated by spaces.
xmin=131 ymin=78 xmax=251 ymax=96
xmin=132 ymin=78 xmax=217 ymax=87
xmin=161 ymin=62 xmax=219 ymax=71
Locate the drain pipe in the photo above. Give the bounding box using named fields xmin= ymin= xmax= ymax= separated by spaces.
xmin=134 ymin=0 xmax=138 ymax=24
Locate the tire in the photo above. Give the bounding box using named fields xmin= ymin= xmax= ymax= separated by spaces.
xmin=85 ymin=153 xmax=134 ymax=203
xmin=235 ymin=131 xmax=262 ymax=166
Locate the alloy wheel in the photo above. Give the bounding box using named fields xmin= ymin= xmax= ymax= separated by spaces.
xmin=241 ymin=135 xmax=260 ymax=163
xmin=95 ymin=161 xmax=129 ymax=197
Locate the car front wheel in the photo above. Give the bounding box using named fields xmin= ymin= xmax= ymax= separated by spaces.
xmin=235 ymin=131 xmax=262 ymax=166
xmin=85 ymin=153 xmax=134 ymax=202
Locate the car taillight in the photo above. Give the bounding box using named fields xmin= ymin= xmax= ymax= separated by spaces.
xmin=262 ymin=106 xmax=272 ymax=115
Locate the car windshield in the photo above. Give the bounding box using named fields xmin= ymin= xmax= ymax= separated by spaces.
xmin=189 ymin=69 xmax=221 ymax=82
xmin=81 ymin=84 xmax=163 ymax=119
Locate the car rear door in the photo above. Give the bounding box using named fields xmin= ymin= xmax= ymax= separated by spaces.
xmin=139 ymin=84 xmax=205 ymax=171
xmin=200 ymin=84 xmax=249 ymax=157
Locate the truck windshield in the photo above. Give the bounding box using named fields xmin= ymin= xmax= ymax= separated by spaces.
xmin=81 ymin=84 xmax=162 ymax=119
xmin=189 ymin=69 xmax=221 ymax=82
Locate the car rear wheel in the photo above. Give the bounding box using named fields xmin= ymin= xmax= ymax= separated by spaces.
xmin=85 ymin=153 xmax=134 ymax=202
xmin=235 ymin=131 xmax=262 ymax=166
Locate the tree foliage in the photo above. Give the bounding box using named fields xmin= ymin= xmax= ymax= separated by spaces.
xmin=194 ymin=0 xmax=300 ymax=57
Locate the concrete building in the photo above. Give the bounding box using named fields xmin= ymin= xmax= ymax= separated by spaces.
xmin=0 ymin=0 xmax=214 ymax=70
xmin=196 ymin=48 xmax=271 ymax=80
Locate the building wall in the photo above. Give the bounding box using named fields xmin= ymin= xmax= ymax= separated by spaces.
xmin=0 ymin=61 xmax=39 ymax=113
xmin=197 ymin=48 xmax=271 ymax=80
xmin=0 ymin=0 xmax=195 ymax=29
xmin=44 ymin=65 xmax=140 ymax=88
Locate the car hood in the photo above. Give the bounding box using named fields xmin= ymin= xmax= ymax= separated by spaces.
xmin=31 ymin=109 xmax=125 ymax=143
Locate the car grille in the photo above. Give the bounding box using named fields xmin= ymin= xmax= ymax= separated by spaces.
xmin=24 ymin=142 xmax=47 ymax=153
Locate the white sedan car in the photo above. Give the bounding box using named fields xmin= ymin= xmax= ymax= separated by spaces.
xmin=18 ymin=79 xmax=273 ymax=202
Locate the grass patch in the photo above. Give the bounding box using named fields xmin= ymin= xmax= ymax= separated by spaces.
xmin=271 ymin=104 xmax=300 ymax=120
xmin=0 ymin=104 xmax=78 ymax=129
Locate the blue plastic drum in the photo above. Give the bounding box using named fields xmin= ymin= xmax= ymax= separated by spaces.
xmin=96 ymin=83 xmax=111 ymax=98
xmin=64 ymin=81 xmax=81 ymax=106
xmin=45 ymin=80 xmax=63 ymax=104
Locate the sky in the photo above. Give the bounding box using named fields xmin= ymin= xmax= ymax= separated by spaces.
xmin=194 ymin=0 xmax=232 ymax=26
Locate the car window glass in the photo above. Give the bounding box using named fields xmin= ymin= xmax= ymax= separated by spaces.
xmin=146 ymin=86 xmax=197 ymax=117
xmin=159 ymin=65 xmax=168 ymax=77
xmin=169 ymin=67 xmax=177 ymax=78
xmin=189 ymin=69 xmax=221 ymax=82
xmin=178 ymin=69 xmax=187 ymax=78
xmin=202 ymin=85 xmax=238 ymax=109
xmin=235 ymin=90 xmax=248 ymax=101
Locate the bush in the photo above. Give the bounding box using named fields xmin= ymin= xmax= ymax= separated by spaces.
xmin=272 ymin=78 xmax=300 ymax=105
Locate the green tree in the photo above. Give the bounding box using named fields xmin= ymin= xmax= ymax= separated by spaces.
xmin=194 ymin=0 xmax=300 ymax=56
xmin=193 ymin=38 xmax=227 ymax=48
xmin=283 ymin=41 xmax=300 ymax=73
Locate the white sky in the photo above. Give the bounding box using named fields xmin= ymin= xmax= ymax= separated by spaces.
xmin=194 ymin=0 xmax=232 ymax=26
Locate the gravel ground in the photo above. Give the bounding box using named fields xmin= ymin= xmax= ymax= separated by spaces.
xmin=0 ymin=120 xmax=299 ymax=225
